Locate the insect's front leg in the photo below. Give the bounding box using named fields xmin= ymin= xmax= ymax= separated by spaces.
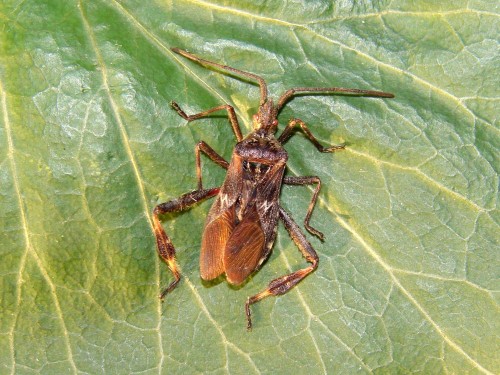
xmin=171 ymin=101 xmax=243 ymax=141
xmin=245 ymin=207 xmax=319 ymax=331
xmin=153 ymin=187 xmax=220 ymax=299
xmin=278 ymin=118 xmax=345 ymax=152
xmin=283 ymin=176 xmax=324 ymax=240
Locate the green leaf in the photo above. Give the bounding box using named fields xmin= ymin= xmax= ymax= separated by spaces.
xmin=1 ymin=0 xmax=498 ymax=373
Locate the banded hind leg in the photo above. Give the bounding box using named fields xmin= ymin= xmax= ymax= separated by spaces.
xmin=156 ymin=105 xmax=231 ymax=298
xmin=153 ymin=187 xmax=220 ymax=299
xmin=245 ymin=207 xmax=319 ymax=330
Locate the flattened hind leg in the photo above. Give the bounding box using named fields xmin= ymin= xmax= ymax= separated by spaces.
xmin=244 ymin=206 xmax=318 ymax=330
xmin=153 ymin=187 xmax=220 ymax=299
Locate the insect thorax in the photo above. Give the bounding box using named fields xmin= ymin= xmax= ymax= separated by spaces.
xmin=235 ymin=129 xmax=288 ymax=168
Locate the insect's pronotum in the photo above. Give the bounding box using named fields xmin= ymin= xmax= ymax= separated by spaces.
xmin=153 ymin=48 xmax=394 ymax=330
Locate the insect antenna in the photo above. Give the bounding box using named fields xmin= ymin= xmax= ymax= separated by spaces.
xmin=276 ymin=87 xmax=394 ymax=113
xmin=171 ymin=48 xmax=269 ymax=106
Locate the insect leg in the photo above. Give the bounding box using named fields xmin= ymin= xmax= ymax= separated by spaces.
xmin=153 ymin=187 xmax=220 ymax=299
xmin=171 ymin=101 xmax=243 ymax=142
xmin=278 ymin=118 xmax=345 ymax=152
xmin=283 ymin=176 xmax=324 ymax=240
xmin=195 ymin=141 xmax=229 ymax=190
xmin=245 ymin=207 xmax=318 ymax=331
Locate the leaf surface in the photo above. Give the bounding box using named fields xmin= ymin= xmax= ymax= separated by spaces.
xmin=0 ymin=0 xmax=498 ymax=374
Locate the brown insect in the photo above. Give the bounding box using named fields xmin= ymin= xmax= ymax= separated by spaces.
xmin=153 ymin=48 xmax=394 ymax=330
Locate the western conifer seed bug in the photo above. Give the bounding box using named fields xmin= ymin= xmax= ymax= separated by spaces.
xmin=153 ymin=48 xmax=394 ymax=330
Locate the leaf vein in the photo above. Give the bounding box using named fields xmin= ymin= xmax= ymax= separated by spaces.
xmin=76 ymin=1 xmax=166 ymax=372
xmin=1 ymin=78 xmax=78 ymax=374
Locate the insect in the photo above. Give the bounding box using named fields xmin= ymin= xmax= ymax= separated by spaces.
xmin=153 ymin=48 xmax=394 ymax=330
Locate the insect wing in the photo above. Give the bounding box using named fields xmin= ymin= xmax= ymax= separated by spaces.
xmin=199 ymin=155 xmax=242 ymax=280
xmin=200 ymin=205 xmax=235 ymax=280
xmin=224 ymin=204 xmax=266 ymax=285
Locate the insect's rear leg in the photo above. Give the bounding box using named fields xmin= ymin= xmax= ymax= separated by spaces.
xmin=278 ymin=118 xmax=345 ymax=152
xmin=153 ymin=187 xmax=220 ymax=299
xmin=284 ymin=176 xmax=324 ymax=240
xmin=171 ymin=101 xmax=243 ymax=141
xmin=245 ymin=207 xmax=318 ymax=331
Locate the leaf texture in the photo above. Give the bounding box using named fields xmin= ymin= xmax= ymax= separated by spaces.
xmin=0 ymin=0 xmax=498 ymax=374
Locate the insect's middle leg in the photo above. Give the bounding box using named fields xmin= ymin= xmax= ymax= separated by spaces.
xmin=153 ymin=187 xmax=220 ymax=299
xmin=245 ymin=207 xmax=319 ymax=331
xmin=278 ymin=118 xmax=345 ymax=152
xmin=283 ymin=176 xmax=324 ymax=240
xmin=195 ymin=141 xmax=229 ymax=190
